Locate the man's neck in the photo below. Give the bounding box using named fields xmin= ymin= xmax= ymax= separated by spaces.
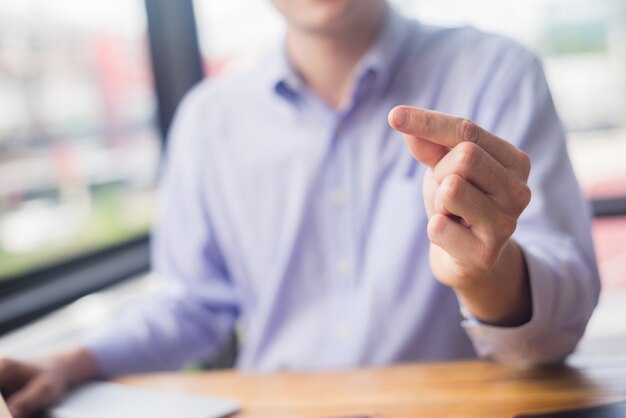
xmin=285 ymin=7 xmax=386 ymax=111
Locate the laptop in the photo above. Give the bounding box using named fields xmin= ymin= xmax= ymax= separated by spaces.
xmin=2 ymin=382 xmax=240 ymax=418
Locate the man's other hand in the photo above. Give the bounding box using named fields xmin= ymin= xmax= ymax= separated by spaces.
xmin=0 ymin=348 xmax=97 ymax=418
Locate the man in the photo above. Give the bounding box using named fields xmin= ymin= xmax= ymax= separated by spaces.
xmin=0 ymin=0 xmax=600 ymax=416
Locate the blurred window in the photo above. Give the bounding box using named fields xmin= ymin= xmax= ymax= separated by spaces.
xmin=0 ymin=0 xmax=160 ymax=281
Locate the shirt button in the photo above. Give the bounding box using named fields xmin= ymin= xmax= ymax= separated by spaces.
xmin=334 ymin=323 xmax=350 ymax=341
xmin=336 ymin=258 xmax=353 ymax=275
xmin=332 ymin=189 xmax=347 ymax=206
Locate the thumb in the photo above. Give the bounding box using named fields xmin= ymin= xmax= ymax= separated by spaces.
xmin=8 ymin=376 xmax=62 ymax=418
xmin=402 ymin=135 xmax=448 ymax=169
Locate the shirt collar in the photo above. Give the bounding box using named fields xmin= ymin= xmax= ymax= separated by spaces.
xmin=266 ymin=5 xmax=410 ymax=102
xmin=269 ymin=46 xmax=304 ymax=101
xmin=356 ymin=6 xmax=410 ymax=95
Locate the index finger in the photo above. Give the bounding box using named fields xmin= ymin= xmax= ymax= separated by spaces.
xmin=388 ymin=106 xmax=524 ymax=170
xmin=0 ymin=360 xmax=28 ymax=392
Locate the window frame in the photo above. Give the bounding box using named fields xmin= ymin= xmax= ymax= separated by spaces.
xmin=0 ymin=0 xmax=204 ymax=336
xmin=592 ymin=197 xmax=626 ymax=218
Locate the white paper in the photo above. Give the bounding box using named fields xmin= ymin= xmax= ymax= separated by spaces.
xmin=0 ymin=394 xmax=13 ymax=418
xmin=49 ymin=381 xmax=240 ymax=418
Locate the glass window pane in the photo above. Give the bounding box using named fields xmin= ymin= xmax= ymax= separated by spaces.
xmin=0 ymin=0 xmax=160 ymax=280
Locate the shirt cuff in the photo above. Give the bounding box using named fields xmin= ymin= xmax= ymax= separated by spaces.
xmin=80 ymin=323 xmax=133 ymax=378
xmin=461 ymin=243 xmax=565 ymax=366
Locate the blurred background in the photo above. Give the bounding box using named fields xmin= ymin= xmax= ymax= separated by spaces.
xmin=0 ymin=0 xmax=624 ymax=360
xmin=0 ymin=0 xmax=158 ymax=281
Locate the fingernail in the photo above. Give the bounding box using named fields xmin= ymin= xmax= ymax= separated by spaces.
xmin=391 ymin=107 xmax=409 ymax=128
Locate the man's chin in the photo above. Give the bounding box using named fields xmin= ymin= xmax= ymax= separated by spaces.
xmin=294 ymin=1 xmax=357 ymax=33
xmin=277 ymin=0 xmax=384 ymax=37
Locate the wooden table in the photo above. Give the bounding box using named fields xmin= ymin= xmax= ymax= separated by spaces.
xmin=118 ymin=360 xmax=626 ymax=418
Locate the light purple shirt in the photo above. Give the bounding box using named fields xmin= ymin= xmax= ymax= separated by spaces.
xmin=84 ymin=8 xmax=600 ymax=375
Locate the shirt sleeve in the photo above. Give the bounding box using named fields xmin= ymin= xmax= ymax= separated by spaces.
xmin=461 ymin=52 xmax=601 ymax=366
xmin=82 ymin=85 xmax=239 ymax=377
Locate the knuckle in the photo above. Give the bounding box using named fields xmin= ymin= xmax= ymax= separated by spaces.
xmin=441 ymin=174 xmax=463 ymax=203
xmin=41 ymin=381 xmax=62 ymax=401
xmin=499 ymin=214 xmax=518 ymax=238
xmin=0 ymin=358 xmax=14 ymax=373
xmin=510 ymin=181 xmax=531 ymax=210
xmin=460 ymin=119 xmax=480 ymax=143
xmin=518 ymin=184 xmax=532 ymax=208
xmin=39 ymin=377 xmax=55 ymax=393
xmin=455 ymin=141 xmax=479 ymax=166
xmin=427 ymin=214 xmax=447 ymax=243
xmin=517 ymin=150 xmax=532 ymax=176
xmin=479 ymin=239 xmax=499 ymax=270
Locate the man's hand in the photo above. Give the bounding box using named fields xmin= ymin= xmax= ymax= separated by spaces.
xmin=388 ymin=106 xmax=533 ymax=327
xmin=0 ymin=348 xmax=97 ymax=418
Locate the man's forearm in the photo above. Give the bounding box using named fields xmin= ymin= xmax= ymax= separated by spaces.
xmin=454 ymin=239 xmax=532 ymax=327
